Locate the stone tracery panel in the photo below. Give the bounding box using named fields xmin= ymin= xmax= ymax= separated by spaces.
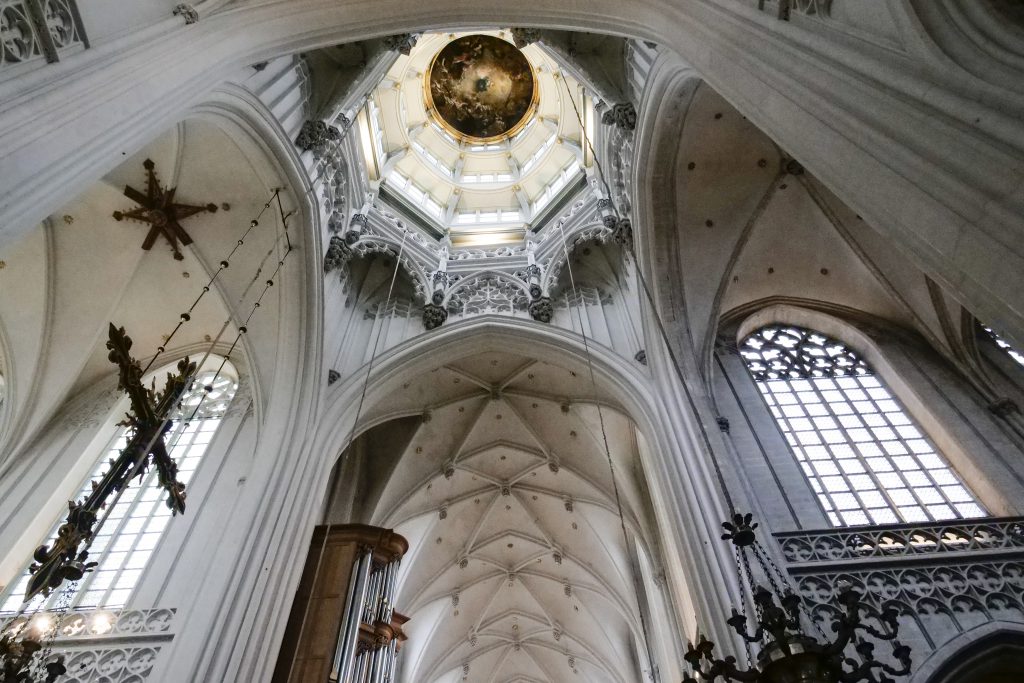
xmin=0 ymin=608 xmax=175 ymax=683
xmin=777 ymin=520 xmax=1024 ymax=664
xmin=778 ymin=517 xmax=1024 ymax=563
xmin=0 ymin=0 xmax=87 ymax=75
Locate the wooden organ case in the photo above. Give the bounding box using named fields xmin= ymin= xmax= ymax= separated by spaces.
xmin=273 ymin=524 xmax=409 ymax=683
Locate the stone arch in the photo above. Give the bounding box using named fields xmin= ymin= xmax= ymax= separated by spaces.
xmin=290 ymin=316 xmax=743 ymax=678
xmin=728 ymin=301 xmax=1016 ymax=520
xmin=310 ymin=316 xmax=732 ymax=682
xmin=911 ymin=621 xmax=1024 ymax=683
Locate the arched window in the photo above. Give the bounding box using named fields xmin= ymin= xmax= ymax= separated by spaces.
xmin=982 ymin=325 xmax=1024 ymax=368
xmin=740 ymin=325 xmax=986 ymax=526
xmin=0 ymin=362 xmax=238 ymax=614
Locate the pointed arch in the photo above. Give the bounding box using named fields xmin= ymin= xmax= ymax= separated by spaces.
xmin=737 ymin=316 xmax=987 ymax=526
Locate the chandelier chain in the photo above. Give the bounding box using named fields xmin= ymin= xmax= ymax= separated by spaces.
xmin=554 ymin=217 xmax=657 ymax=679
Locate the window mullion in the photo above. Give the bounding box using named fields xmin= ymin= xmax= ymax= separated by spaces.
xmin=813 ymin=378 xmax=899 ymax=524
xmin=864 ymin=379 xmax=966 ymax=520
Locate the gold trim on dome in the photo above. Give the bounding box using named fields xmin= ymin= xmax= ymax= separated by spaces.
xmin=424 ymin=34 xmax=539 ymax=144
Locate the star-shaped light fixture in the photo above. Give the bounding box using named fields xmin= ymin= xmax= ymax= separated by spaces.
xmin=113 ymin=158 xmax=218 ymax=260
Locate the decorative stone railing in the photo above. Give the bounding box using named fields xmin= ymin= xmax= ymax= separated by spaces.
xmin=1 ymin=0 xmax=88 ymax=76
xmin=775 ymin=519 xmax=1024 ymax=658
xmin=0 ymin=608 xmax=175 ymax=682
xmin=777 ymin=517 xmax=1024 ymax=564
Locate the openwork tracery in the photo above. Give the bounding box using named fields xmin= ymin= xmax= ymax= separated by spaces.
xmin=741 ymin=326 xmax=868 ymax=381
xmin=741 ymin=325 xmax=985 ymax=526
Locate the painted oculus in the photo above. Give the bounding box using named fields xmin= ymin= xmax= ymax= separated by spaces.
xmin=427 ymin=34 xmax=537 ymax=141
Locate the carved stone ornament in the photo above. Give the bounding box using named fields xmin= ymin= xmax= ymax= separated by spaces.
xmin=324 ymin=235 xmax=352 ymax=274
xmin=634 ymin=349 xmax=647 ymax=366
xmin=295 ymin=119 xmax=341 ymax=153
xmin=345 ymin=213 xmax=368 ymax=244
xmin=511 ymin=28 xmax=542 ymax=49
xmin=601 ymin=102 xmax=637 ymax=131
xmin=172 ymin=3 xmax=199 ymax=24
xmin=1 ymin=608 xmax=176 ymax=683
xmin=529 ymin=296 xmax=553 ymax=323
xmin=423 ymin=303 xmax=448 ymax=330
xmin=383 ymin=33 xmax=418 ymax=56
xmin=328 ymin=369 xmax=340 ymax=385
xmin=989 ymin=396 xmax=1020 ymax=418
xmin=612 ymin=217 xmax=633 ymax=248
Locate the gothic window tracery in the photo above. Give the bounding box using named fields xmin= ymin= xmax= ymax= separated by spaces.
xmin=741 ymin=325 xmax=986 ymax=526
xmin=0 ymin=366 xmax=238 ymax=615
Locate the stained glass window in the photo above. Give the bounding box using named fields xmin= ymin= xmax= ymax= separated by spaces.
xmin=0 ymin=368 xmax=237 ymax=615
xmin=982 ymin=325 xmax=1024 ymax=368
xmin=741 ymin=326 xmax=986 ymax=526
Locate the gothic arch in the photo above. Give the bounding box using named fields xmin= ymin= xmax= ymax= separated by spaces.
xmin=278 ymin=316 xmax=743 ymax=680
xmin=311 ymin=316 xmax=724 ymax=682
xmin=910 ymin=621 xmax=1024 ymax=683
xmin=728 ymin=302 xmax=1021 ymax=519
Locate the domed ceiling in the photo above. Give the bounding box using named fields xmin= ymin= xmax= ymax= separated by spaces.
xmin=427 ymin=34 xmax=537 ymax=141
xmin=338 ymin=351 xmax=671 ymax=682
xmin=361 ymin=31 xmax=590 ymax=248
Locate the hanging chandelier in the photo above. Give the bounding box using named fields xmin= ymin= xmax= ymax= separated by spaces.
xmin=1 ymin=190 xmax=293 ymax=682
xmin=681 ymin=513 xmax=911 ymax=683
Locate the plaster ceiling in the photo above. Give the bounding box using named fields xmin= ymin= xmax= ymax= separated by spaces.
xmin=363 ymin=30 xmax=589 ymax=247
xmin=645 ymin=79 xmax=965 ymax=364
xmin=351 ymin=350 xmax=662 ymax=683
xmin=0 ymin=118 xmax=292 ymax=460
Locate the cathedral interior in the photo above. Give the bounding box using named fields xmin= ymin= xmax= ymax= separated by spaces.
xmin=1 ymin=2 xmax=1024 ymax=682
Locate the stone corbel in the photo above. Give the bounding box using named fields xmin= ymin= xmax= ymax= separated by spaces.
xmin=601 ymin=102 xmax=637 ymax=131
xmin=510 ymin=28 xmax=542 ymax=49
xmin=383 ymin=34 xmax=419 ymax=56
xmin=323 ymin=235 xmax=352 ymax=274
xmin=529 ymin=296 xmax=553 ymax=323
xmin=173 ymin=3 xmax=199 ymax=24
xmin=296 ymin=119 xmax=341 ymax=154
xmin=423 ymin=303 xmax=447 ymax=330
xmin=612 ymin=217 xmax=633 ymax=249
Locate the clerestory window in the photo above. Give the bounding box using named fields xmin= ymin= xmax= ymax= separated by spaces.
xmin=0 ymin=366 xmax=238 ymax=615
xmin=982 ymin=325 xmax=1024 ymax=369
xmin=741 ymin=325 xmax=986 ymax=526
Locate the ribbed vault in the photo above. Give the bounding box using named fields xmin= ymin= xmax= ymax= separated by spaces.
xmin=345 ymin=350 xmax=661 ymax=683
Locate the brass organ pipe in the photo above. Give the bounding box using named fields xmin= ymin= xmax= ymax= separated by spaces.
xmin=331 ymin=549 xmax=365 ymax=681
xmin=364 ymin=566 xmax=383 ymax=623
xmin=378 ymin=562 xmax=396 ymax=622
xmin=384 ymin=639 xmax=398 ymax=683
xmin=369 ymin=641 xmax=387 ymax=683
xmin=335 ymin=549 xmax=373 ymax=683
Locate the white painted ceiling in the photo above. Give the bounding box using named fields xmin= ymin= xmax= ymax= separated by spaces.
xmin=357 ymin=350 xmax=659 ymax=683
xmin=364 ymin=30 xmax=588 ymax=247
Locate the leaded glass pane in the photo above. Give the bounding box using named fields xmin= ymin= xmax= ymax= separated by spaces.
xmin=741 ymin=325 xmax=986 ymax=527
xmin=0 ymin=369 xmax=237 ymax=615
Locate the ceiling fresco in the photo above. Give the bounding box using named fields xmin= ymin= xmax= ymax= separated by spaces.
xmin=427 ymin=34 xmax=537 ymax=141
